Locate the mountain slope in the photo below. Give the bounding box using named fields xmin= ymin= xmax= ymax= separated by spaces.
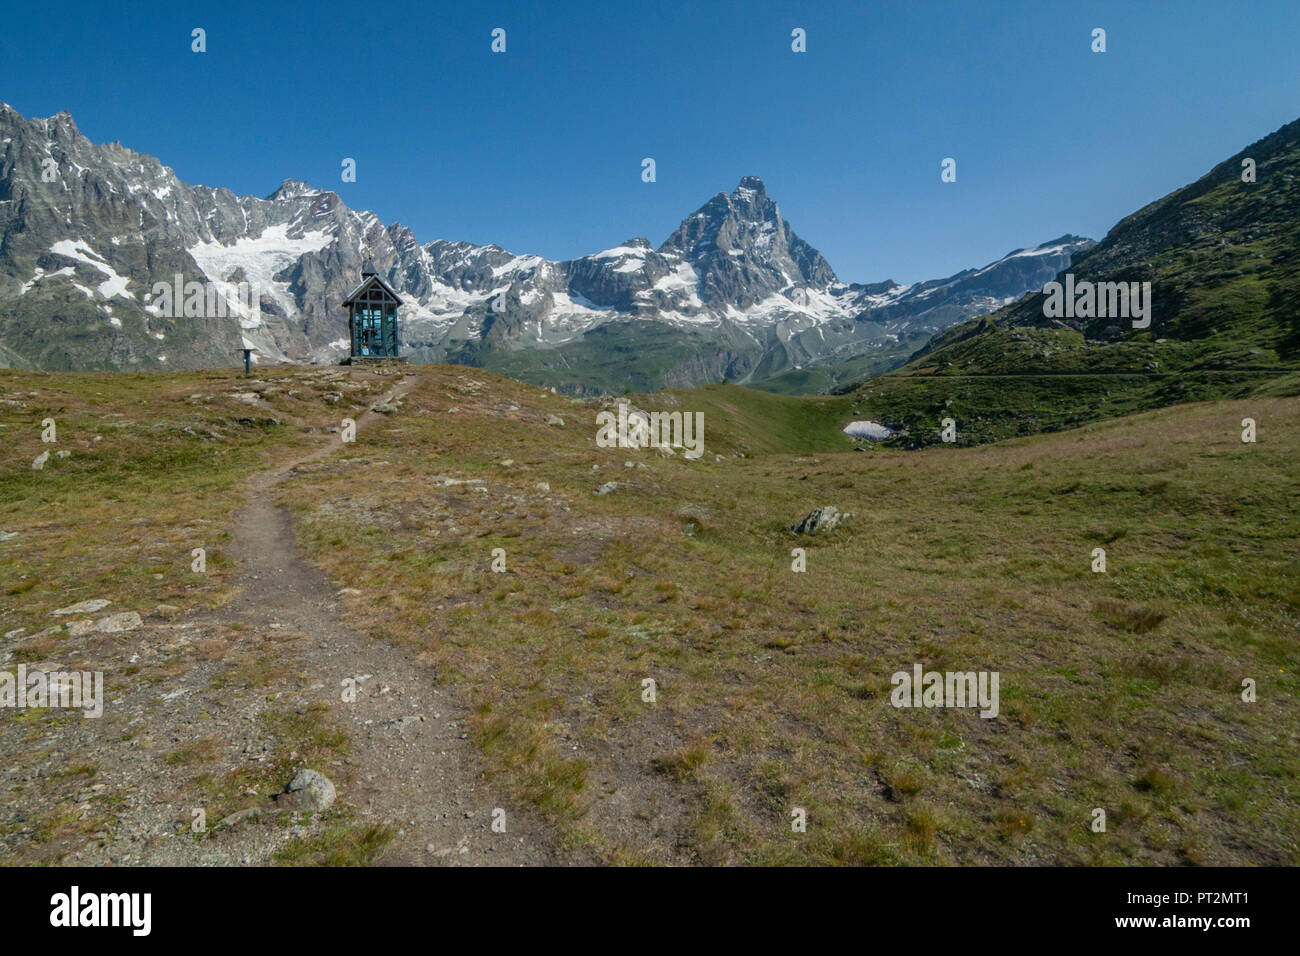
xmin=842 ymin=115 xmax=1300 ymax=445
xmin=0 ymin=102 xmax=1089 ymax=389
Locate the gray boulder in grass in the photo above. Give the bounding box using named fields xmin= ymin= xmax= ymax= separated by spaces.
xmin=279 ymin=769 xmax=337 ymax=812
xmin=791 ymin=506 xmax=851 ymax=535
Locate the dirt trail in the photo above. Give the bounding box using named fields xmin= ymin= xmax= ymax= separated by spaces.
xmin=227 ymin=372 xmax=568 ymax=865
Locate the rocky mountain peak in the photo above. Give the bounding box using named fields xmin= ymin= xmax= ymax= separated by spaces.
xmin=38 ymin=111 xmax=80 ymax=141
xmin=655 ymin=175 xmax=836 ymax=300
xmin=267 ymin=179 xmax=324 ymax=201
xmin=0 ymin=102 xmax=1099 ymax=390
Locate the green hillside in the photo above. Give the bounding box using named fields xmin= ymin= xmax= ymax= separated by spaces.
xmin=845 ymin=116 xmax=1300 ymax=446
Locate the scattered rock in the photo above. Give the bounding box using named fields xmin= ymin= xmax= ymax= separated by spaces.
xmin=0 ymin=531 xmax=20 ymax=542
xmin=56 ymin=450 xmax=71 ymax=459
xmin=594 ymin=482 xmax=620 ymax=495
xmin=337 ymin=587 xmax=362 ymax=596
xmin=678 ymin=504 xmax=709 ymax=524
xmin=26 ymin=625 xmax=65 ymax=640
xmin=545 ymin=414 xmax=564 ymax=427
xmin=791 ymin=506 xmax=852 ymax=535
xmin=371 ymin=399 xmax=398 ymax=414
xmin=278 ymin=769 xmax=336 ymax=812
xmin=31 ymin=451 xmax=49 ymax=470
xmin=53 ymin=599 xmax=112 ymax=616
xmin=390 ymin=715 xmax=425 ymax=734
xmin=96 ymin=611 xmax=143 ymax=633
xmin=498 ymin=459 xmax=514 ymax=467
xmin=535 ymin=481 xmax=550 ymax=493
xmin=210 ymin=807 xmax=261 ymax=833
xmin=429 ymin=476 xmax=485 ymax=487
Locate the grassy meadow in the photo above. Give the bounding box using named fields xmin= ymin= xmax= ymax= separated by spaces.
xmin=278 ymin=366 xmax=1299 ymax=864
xmin=0 ymin=363 xmax=1295 ymax=864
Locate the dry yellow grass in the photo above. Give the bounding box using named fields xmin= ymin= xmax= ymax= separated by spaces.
xmin=3 ymin=364 xmax=1294 ymax=864
xmin=281 ymin=367 xmax=1299 ymax=865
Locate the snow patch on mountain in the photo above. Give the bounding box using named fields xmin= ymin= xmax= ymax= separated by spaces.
xmin=49 ymin=240 xmax=134 ymax=299
xmin=843 ymin=420 xmax=894 ymax=439
xmin=188 ymin=224 xmax=333 ymax=323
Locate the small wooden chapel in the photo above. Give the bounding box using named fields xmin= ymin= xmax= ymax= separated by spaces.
xmin=343 ymin=264 xmax=403 ymax=363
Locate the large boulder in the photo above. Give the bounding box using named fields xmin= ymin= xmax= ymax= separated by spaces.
xmin=791 ymin=506 xmax=851 ymax=535
xmin=279 ymin=769 xmax=337 ymax=813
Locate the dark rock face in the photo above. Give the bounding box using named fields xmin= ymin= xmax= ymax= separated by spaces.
xmin=0 ymin=102 xmax=1092 ymax=387
xmin=0 ymin=103 xmax=394 ymax=368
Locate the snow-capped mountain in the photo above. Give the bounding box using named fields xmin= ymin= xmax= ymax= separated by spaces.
xmin=0 ymin=103 xmax=1093 ymax=389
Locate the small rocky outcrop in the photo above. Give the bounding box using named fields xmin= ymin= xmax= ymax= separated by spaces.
xmin=791 ymin=506 xmax=851 ymax=535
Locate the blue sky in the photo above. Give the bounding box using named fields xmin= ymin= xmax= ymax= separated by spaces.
xmin=4 ymin=0 xmax=1298 ymax=283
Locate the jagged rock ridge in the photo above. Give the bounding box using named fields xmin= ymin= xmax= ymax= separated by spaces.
xmin=0 ymin=102 xmax=1092 ymax=388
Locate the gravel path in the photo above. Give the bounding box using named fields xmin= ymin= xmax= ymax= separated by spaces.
xmin=224 ymin=372 xmax=569 ymax=865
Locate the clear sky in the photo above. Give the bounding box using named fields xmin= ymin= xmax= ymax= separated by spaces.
xmin=4 ymin=0 xmax=1298 ymax=283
